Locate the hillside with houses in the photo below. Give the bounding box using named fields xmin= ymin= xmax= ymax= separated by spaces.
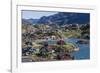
xmin=22 ymin=12 xmax=90 ymax=62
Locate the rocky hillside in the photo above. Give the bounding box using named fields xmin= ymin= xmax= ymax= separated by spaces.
xmin=22 ymin=12 xmax=90 ymax=26
xmin=37 ymin=12 xmax=90 ymax=26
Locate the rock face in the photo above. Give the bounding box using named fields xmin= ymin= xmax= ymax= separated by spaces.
xmin=37 ymin=12 xmax=90 ymax=26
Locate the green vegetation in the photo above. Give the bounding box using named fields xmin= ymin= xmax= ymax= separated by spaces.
xmin=62 ymin=30 xmax=81 ymax=38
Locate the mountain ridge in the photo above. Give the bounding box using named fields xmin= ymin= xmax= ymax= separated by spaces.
xmin=22 ymin=12 xmax=90 ymax=26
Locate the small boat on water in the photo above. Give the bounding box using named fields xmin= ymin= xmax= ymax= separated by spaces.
xmin=74 ymin=47 xmax=80 ymax=51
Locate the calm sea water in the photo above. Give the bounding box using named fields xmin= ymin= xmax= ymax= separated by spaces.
xmin=66 ymin=38 xmax=90 ymax=60
xmin=47 ymin=38 xmax=90 ymax=60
